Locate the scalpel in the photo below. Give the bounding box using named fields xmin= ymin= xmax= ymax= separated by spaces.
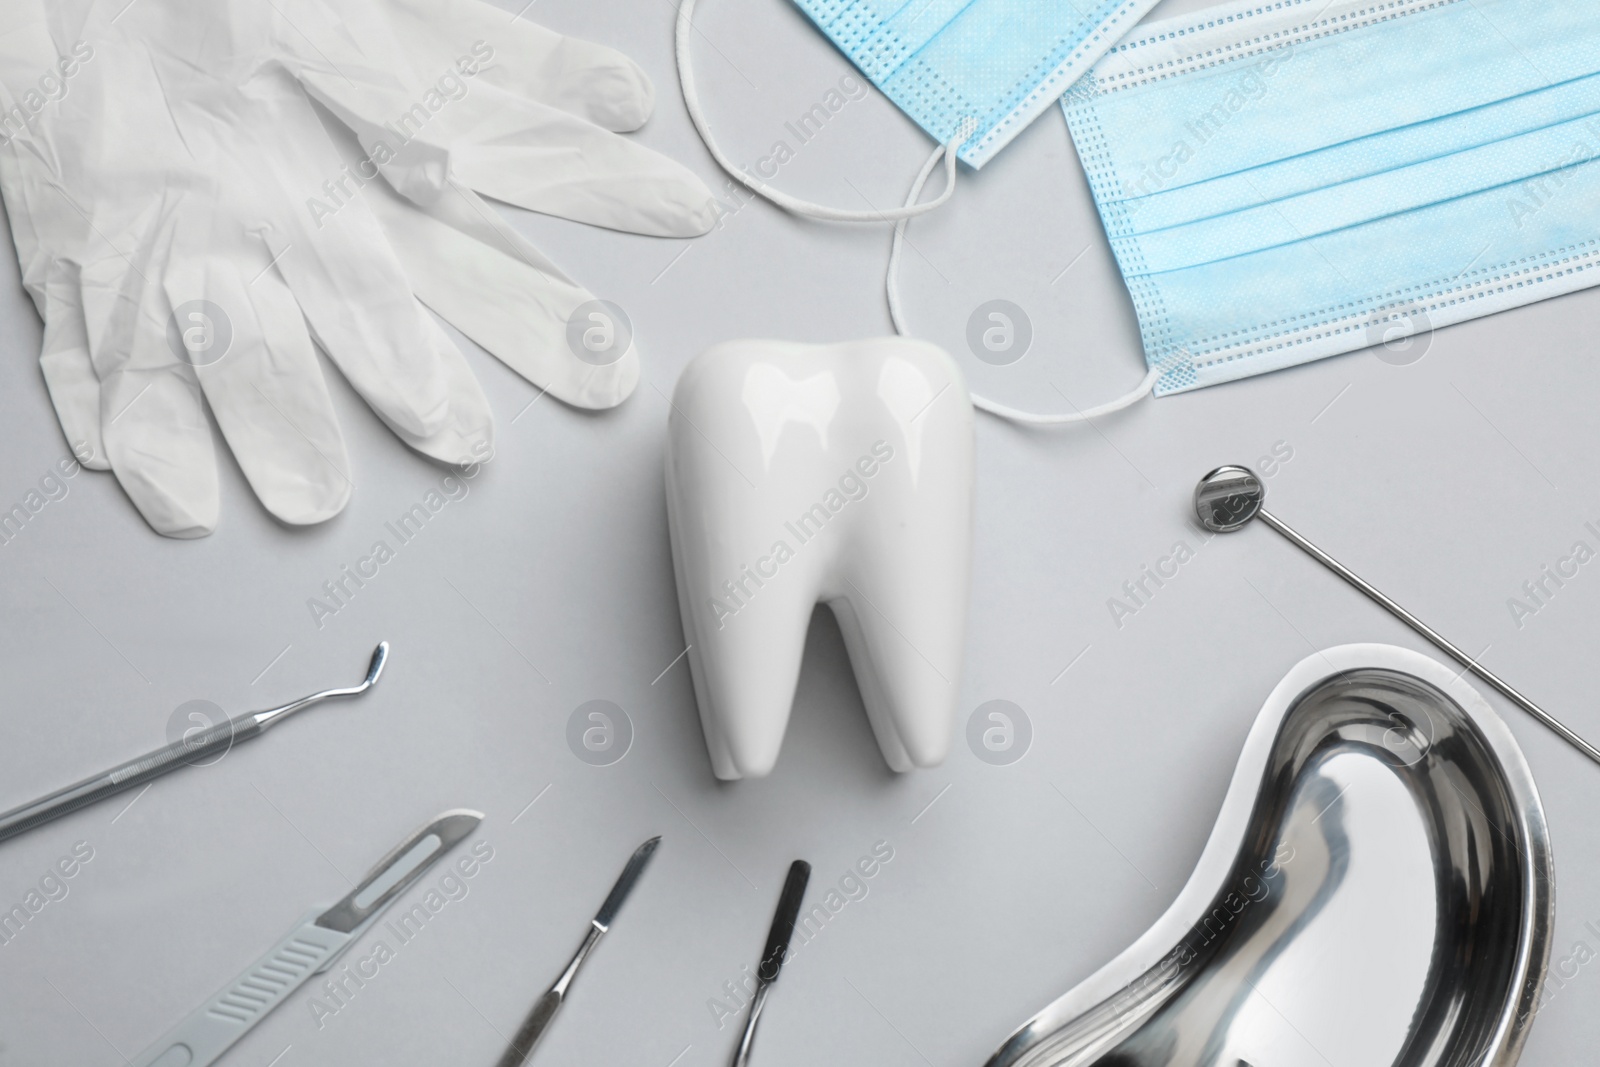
xmin=494 ymin=836 xmax=662 ymax=1067
xmin=130 ymin=809 xmax=481 ymax=1067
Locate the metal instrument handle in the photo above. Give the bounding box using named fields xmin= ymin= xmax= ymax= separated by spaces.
xmin=1257 ymin=508 xmax=1600 ymax=766
xmin=729 ymin=983 xmax=772 ymax=1067
xmin=0 ymin=643 xmax=386 ymax=845
xmin=493 ymin=923 xmax=606 ymax=1067
xmin=0 ymin=718 xmax=260 ymax=844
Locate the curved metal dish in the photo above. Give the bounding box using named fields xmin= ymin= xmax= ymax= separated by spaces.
xmin=987 ymin=645 xmax=1554 ymax=1067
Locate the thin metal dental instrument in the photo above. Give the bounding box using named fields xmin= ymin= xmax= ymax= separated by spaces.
xmin=0 ymin=642 xmax=390 ymax=844
xmin=495 ymin=836 xmax=663 ymax=1067
xmin=1195 ymin=466 xmax=1600 ymax=766
xmin=730 ymin=860 xmax=812 ymax=1067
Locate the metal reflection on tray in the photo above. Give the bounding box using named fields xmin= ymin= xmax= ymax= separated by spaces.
xmin=985 ymin=644 xmax=1554 ymax=1067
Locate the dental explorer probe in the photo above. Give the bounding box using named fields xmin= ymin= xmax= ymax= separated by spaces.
xmin=1195 ymin=466 xmax=1600 ymax=767
xmin=730 ymin=860 xmax=812 ymax=1067
xmin=0 ymin=642 xmax=389 ymax=844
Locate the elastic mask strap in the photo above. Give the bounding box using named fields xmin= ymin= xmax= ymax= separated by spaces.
xmin=678 ymin=0 xmax=1156 ymax=423
xmin=676 ymin=0 xmax=963 ymax=221
xmin=886 ymin=139 xmax=1159 ymax=424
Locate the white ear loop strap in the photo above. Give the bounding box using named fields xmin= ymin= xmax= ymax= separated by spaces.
xmin=887 ymin=147 xmax=1161 ymax=424
xmin=677 ymin=0 xmax=1159 ymax=423
xmin=676 ymin=0 xmax=962 ymax=221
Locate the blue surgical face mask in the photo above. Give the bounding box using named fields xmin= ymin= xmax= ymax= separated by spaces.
xmin=793 ymin=0 xmax=1163 ymax=167
xmin=1063 ymin=0 xmax=1600 ymax=394
xmin=675 ymin=0 xmax=1165 ymax=423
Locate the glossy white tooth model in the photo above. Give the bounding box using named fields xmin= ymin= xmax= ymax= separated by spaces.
xmin=665 ymin=338 xmax=975 ymax=779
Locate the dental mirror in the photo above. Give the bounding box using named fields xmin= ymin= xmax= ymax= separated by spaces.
xmin=1193 ymin=464 xmax=1264 ymax=532
xmin=1195 ymin=465 xmax=1600 ymax=767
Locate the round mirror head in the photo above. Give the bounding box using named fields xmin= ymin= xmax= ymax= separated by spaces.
xmin=1194 ymin=465 xmax=1265 ymax=532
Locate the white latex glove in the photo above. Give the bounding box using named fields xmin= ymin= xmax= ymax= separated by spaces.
xmin=0 ymin=0 xmax=715 ymax=537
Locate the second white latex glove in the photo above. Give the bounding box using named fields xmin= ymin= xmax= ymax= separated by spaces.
xmin=1 ymin=0 xmax=716 ymax=536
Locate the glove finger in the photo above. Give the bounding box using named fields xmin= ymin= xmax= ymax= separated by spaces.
xmin=450 ymin=93 xmax=717 ymax=236
xmin=257 ymin=197 xmax=460 ymax=441
xmin=99 ymin=363 xmax=219 ymax=539
xmin=383 ymin=0 xmax=657 ymax=131
xmin=181 ymin=256 xmax=354 ymax=527
xmin=0 ymin=117 xmax=110 ymax=467
xmin=166 ymin=67 xmax=482 ymax=500
xmin=274 ymin=97 xmax=497 ymax=459
xmin=299 ymin=74 xmax=715 ymax=237
xmin=40 ymin=345 xmax=105 ymax=467
xmin=214 ymin=69 xmax=457 ymax=442
xmin=373 ymin=307 xmax=496 ymax=468
xmin=38 ymin=261 xmax=108 ymax=469
xmin=0 ymin=144 xmax=50 ymax=315
xmin=428 ymin=89 xmax=717 ymax=236
xmin=365 ymin=174 xmax=638 ymax=409
xmin=82 ymin=224 xmax=219 ymax=539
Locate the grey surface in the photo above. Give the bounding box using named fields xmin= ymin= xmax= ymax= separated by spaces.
xmin=2 ymin=1 xmax=1600 ymax=1065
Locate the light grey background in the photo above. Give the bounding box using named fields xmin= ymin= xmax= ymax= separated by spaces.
xmin=3 ymin=1 xmax=1599 ymax=1064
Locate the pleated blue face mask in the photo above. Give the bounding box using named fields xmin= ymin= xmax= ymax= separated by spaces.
xmin=1062 ymin=0 xmax=1600 ymax=395
xmin=786 ymin=0 xmax=1162 ymax=168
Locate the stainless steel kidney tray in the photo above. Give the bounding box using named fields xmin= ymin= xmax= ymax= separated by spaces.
xmin=987 ymin=644 xmax=1554 ymax=1067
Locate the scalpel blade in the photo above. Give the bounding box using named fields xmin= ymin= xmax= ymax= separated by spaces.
xmin=316 ymin=808 xmax=483 ymax=933
xmin=595 ymin=835 xmax=661 ymax=928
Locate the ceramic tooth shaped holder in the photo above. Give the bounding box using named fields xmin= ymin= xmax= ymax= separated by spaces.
xmin=664 ymin=338 xmax=975 ymax=780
